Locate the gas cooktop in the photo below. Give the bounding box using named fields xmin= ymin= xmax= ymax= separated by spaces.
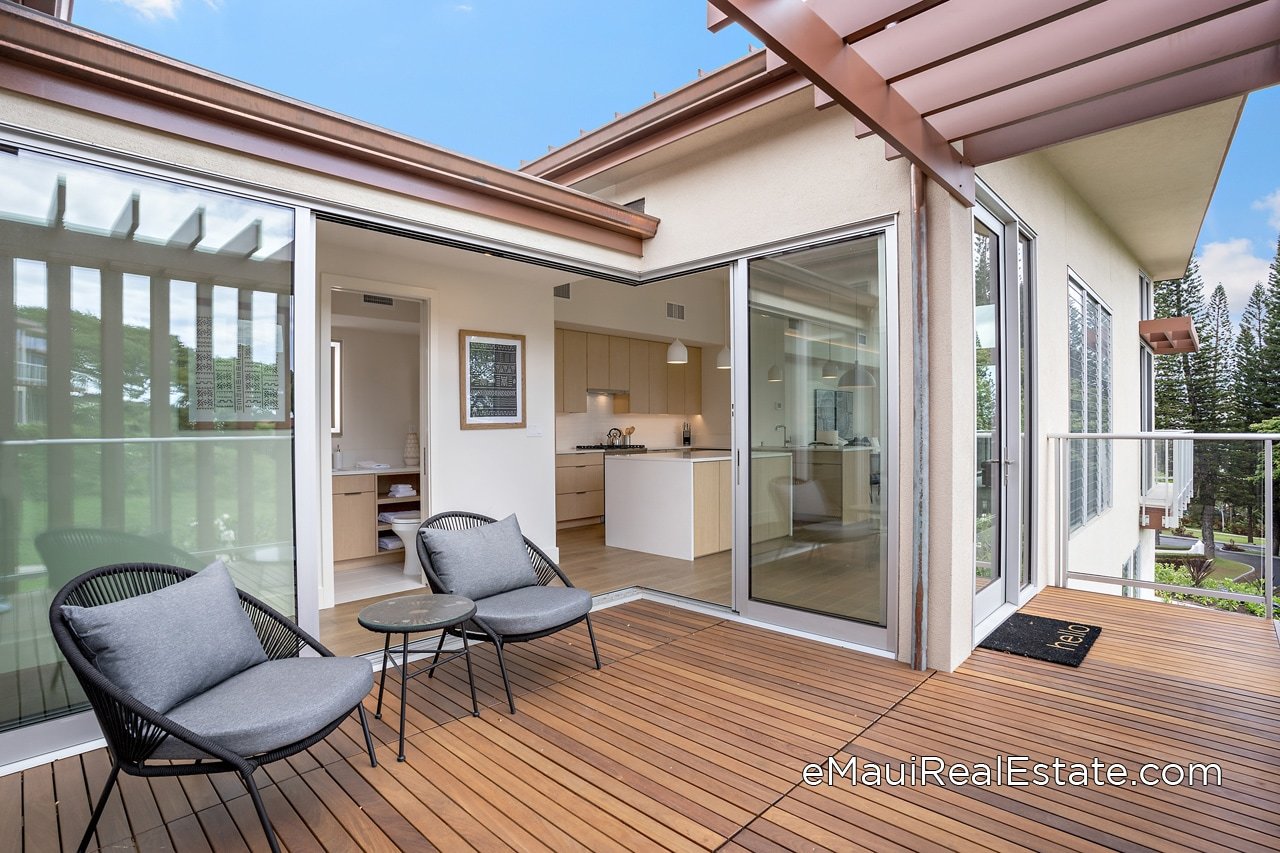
xmin=575 ymin=444 xmax=647 ymax=451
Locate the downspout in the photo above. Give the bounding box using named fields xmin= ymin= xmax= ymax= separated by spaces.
xmin=910 ymin=164 xmax=929 ymax=671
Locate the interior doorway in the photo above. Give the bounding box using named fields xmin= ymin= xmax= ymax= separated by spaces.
xmin=321 ymin=284 xmax=429 ymax=638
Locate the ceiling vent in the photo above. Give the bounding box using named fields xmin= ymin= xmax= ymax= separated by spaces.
xmin=666 ymin=302 xmax=686 ymax=321
xmin=554 ymin=283 xmax=572 ymax=299
xmin=362 ymin=294 xmax=394 ymax=306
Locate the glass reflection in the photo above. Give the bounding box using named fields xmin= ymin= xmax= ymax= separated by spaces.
xmin=747 ymin=234 xmax=887 ymax=625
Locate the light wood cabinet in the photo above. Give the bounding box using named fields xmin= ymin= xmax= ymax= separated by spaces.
xmin=555 ymin=453 xmax=605 ymax=528
xmin=333 ymin=471 xmax=422 ymax=563
xmin=554 ymin=328 xmax=564 ymax=414
xmin=685 ymin=346 xmax=702 ymax=416
xmin=693 ymin=460 xmax=732 ymax=557
xmin=554 ymin=330 xmax=703 ymax=414
xmin=751 ymin=454 xmax=793 ymax=543
xmin=667 ymin=356 xmax=685 ymax=416
xmin=586 ymin=333 xmax=609 ymax=389
xmin=628 ymin=338 xmax=650 ymax=413
xmin=561 ymin=329 xmax=587 ymax=413
xmin=609 ymin=336 xmax=629 ymax=390
xmin=649 ymin=341 xmax=668 ymax=413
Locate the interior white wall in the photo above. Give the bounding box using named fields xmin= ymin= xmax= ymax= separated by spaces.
xmin=318 ymin=225 xmax=565 ymax=558
xmin=330 ymin=326 xmax=418 ymax=466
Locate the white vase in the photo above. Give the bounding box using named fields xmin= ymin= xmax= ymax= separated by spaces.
xmin=403 ymin=431 xmax=419 ymax=467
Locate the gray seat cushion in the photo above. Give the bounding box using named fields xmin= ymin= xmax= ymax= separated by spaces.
xmin=418 ymin=514 xmax=539 ymax=600
xmin=473 ymin=585 xmax=592 ymax=636
xmin=60 ymin=561 xmax=267 ymax=713
xmin=152 ymin=657 xmax=373 ymax=760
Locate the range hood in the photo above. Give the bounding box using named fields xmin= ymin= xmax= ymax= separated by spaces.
xmin=586 ymin=388 xmax=628 ymax=395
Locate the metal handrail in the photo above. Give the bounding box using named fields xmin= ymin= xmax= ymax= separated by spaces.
xmin=1049 ymin=433 xmax=1275 ymax=621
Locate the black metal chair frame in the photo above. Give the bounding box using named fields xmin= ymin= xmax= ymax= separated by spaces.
xmin=49 ymin=562 xmax=378 ymax=853
xmin=415 ymin=511 xmax=601 ymax=713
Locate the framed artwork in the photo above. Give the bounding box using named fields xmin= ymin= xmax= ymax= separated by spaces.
xmin=814 ymin=388 xmax=855 ymax=442
xmin=459 ymin=330 xmax=526 ymax=429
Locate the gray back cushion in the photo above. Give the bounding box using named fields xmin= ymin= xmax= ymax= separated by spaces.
xmin=418 ymin=514 xmax=539 ymax=600
xmin=61 ymin=561 xmax=268 ymax=713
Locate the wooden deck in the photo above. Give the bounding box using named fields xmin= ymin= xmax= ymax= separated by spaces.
xmin=9 ymin=588 xmax=1280 ymax=851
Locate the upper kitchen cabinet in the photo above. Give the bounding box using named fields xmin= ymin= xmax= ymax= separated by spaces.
xmin=648 ymin=341 xmax=668 ymax=413
xmin=586 ymin=333 xmax=610 ymax=389
xmin=556 ymin=329 xmax=701 ymax=414
xmin=685 ymin=345 xmax=702 ymax=416
xmin=560 ymin=329 xmax=588 ymax=413
xmin=628 ymin=338 xmax=650 ymax=413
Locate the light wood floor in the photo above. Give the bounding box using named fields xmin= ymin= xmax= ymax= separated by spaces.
xmin=555 ymin=524 xmax=732 ymax=606
xmin=17 ymin=590 xmax=1280 ymax=851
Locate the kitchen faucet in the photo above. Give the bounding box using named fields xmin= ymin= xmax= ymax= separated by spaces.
xmin=775 ymin=424 xmax=790 ymax=446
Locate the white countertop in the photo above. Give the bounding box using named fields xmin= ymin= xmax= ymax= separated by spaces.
xmin=609 ymin=449 xmax=731 ymax=462
xmin=333 ymin=465 xmax=418 ymax=476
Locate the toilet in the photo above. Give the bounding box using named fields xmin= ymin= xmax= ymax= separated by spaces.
xmin=389 ymin=516 xmax=425 ymax=581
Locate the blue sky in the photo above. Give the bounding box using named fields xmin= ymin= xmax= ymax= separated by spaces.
xmin=73 ymin=1 xmax=1280 ymax=317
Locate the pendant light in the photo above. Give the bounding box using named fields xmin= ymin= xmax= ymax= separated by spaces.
xmin=838 ymin=285 xmax=877 ymax=389
xmin=767 ymin=364 xmax=783 ymax=382
xmin=820 ymin=322 xmax=839 ymax=379
xmin=666 ymin=338 xmax=688 ymax=364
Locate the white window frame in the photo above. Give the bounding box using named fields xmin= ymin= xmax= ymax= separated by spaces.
xmin=1068 ymin=271 xmax=1113 ymax=531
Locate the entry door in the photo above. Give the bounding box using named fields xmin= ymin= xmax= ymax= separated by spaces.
xmin=973 ymin=207 xmax=1029 ymax=625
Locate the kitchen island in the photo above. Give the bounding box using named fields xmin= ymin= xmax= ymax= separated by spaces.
xmin=605 ymin=450 xmax=732 ymax=560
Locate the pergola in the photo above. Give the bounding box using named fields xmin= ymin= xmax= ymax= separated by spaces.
xmin=709 ymin=0 xmax=1280 ymax=668
xmin=708 ymin=0 xmax=1280 ymax=205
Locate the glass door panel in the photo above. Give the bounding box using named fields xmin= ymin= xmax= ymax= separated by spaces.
xmin=974 ymin=220 xmax=1001 ymax=601
xmin=746 ymin=234 xmax=888 ymax=628
xmin=0 ymin=149 xmax=297 ymax=735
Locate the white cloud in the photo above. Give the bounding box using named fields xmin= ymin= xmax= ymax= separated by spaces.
xmin=1196 ymin=238 xmax=1270 ymax=319
xmin=108 ymin=0 xmax=180 ymax=19
xmin=108 ymin=0 xmax=221 ymax=20
xmin=453 ymin=4 xmax=473 ymax=11
xmin=1254 ymin=188 xmax=1280 ymax=233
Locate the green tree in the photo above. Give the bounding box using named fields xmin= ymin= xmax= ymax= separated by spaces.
xmin=1225 ymin=284 xmax=1268 ymax=541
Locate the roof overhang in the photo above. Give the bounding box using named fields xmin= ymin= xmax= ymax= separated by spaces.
xmin=0 ymin=3 xmax=659 ymax=255
xmin=1140 ymin=316 xmax=1201 ymax=354
xmin=706 ymin=0 xmax=1280 ymax=207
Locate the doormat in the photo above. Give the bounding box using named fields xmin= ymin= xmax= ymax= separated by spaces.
xmin=978 ymin=613 xmax=1101 ymax=667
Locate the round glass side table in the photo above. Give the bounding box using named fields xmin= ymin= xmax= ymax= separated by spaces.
xmin=358 ymin=592 xmax=479 ymax=761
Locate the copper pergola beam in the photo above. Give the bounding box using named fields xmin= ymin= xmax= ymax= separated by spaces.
xmin=858 ymin=0 xmax=1102 ymax=82
xmin=896 ymin=0 xmax=1264 ymax=116
xmin=708 ymin=0 xmax=974 ymax=205
xmin=930 ymin=0 xmax=1280 ymax=141
xmin=964 ymin=47 xmax=1280 ymax=165
xmin=808 ymin=0 xmax=946 ymax=44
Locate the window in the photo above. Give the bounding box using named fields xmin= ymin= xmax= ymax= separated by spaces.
xmin=1068 ymin=275 xmax=1112 ymax=529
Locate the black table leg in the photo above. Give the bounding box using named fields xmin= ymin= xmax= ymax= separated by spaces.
xmin=374 ymin=633 xmax=391 ymax=720
xmin=397 ymin=632 xmax=409 ymax=762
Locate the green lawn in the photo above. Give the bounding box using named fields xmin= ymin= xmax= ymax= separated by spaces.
xmin=1180 ymin=527 xmax=1261 ymax=546
xmin=1209 ymin=557 xmax=1254 ymax=581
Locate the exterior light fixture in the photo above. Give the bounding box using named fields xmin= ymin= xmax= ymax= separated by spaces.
xmin=666 ymin=338 xmax=688 ymax=364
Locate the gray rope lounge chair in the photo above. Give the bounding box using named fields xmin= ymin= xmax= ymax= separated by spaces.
xmin=416 ymin=511 xmax=601 ymax=713
xmin=49 ymin=562 xmax=377 ymax=853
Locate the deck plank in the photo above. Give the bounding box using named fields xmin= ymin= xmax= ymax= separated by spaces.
xmin=12 ymin=595 xmax=1280 ymax=852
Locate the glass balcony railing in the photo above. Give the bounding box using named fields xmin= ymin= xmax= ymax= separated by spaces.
xmin=1048 ymin=432 xmax=1276 ymax=621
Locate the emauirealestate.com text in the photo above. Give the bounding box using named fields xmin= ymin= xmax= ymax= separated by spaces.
xmin=802 ymin=755 xmax=1223 ymax=788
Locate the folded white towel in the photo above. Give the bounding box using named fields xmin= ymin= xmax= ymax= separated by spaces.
xmin=377 ymin=535 xmax=403 ymax=551
xmin=378 ymin=510 xmax=421 ymax=523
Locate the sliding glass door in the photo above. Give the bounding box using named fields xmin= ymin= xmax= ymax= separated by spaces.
xmin=735 ymin=229 xmax=895 ymax=648
xmin=0 ymin=148 xmax=298 ymax=742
